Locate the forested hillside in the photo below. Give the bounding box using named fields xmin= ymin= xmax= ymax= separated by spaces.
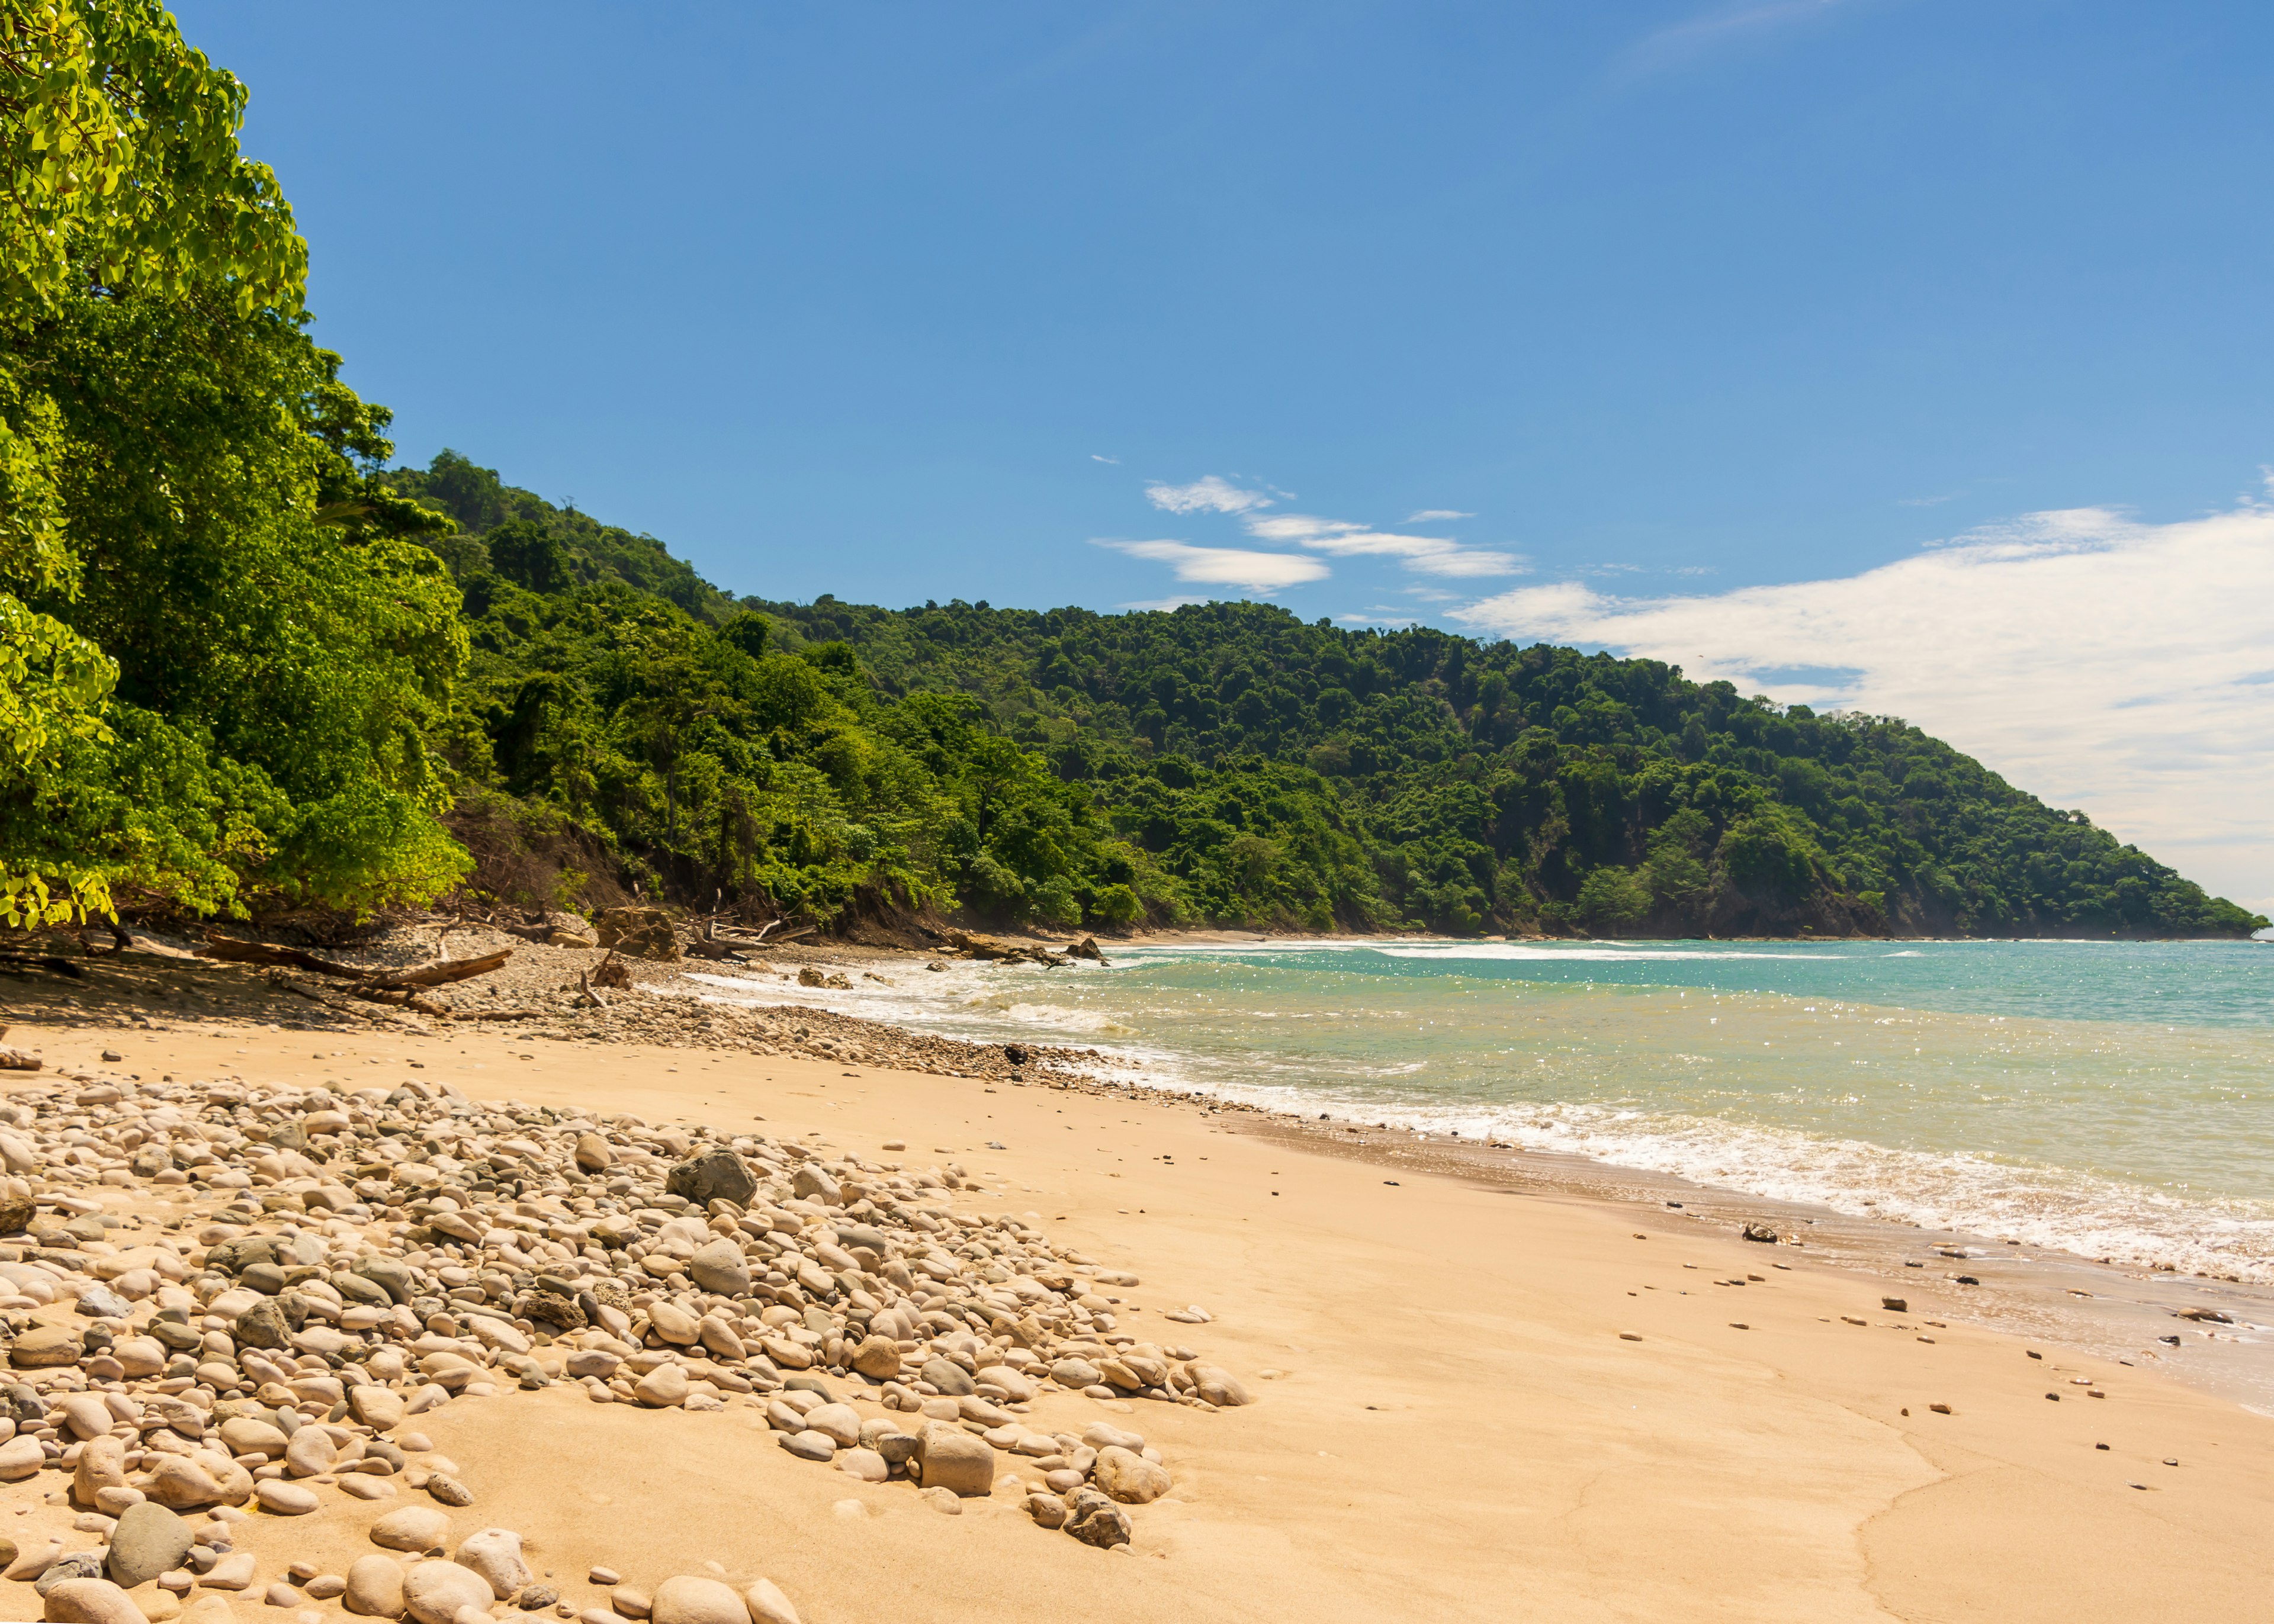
xmin=362 ymin=452 xmax=2260 ymax=940
xmin=2 ymin=4 xmax=2259 ymax=941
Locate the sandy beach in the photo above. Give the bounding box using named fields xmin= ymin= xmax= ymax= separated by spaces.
xmin=4 ymin=982 xmax=2270 ymax=1624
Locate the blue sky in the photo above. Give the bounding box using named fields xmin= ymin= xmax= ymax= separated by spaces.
xmin=178 ymin=1 xmax=2274 ymax=906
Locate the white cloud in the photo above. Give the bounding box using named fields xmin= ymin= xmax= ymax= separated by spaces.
xmin=1238 ymin=513 xmax=1526 ymax=577
xmin=1099 ymin=538 xmax=1330 ymax=593
xmin=1453 ymin=498 xmax=2274 ymax=913
xmin=1145 ymin=476 xmax=1273 ymax=516
xmin=1242 ymin=514 xmax=1363 ymax=543
xmin=1091 ymin=454 xmax=1120 ymax=465
xmin=1406 ymin=509 xmax=1475 ymax=522
xmin=1408 ymin=547 xmax=1526 ymax=577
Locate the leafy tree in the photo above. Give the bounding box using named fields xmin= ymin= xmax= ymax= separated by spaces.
xmin=0 ymin=3 xmax=468 ymax=921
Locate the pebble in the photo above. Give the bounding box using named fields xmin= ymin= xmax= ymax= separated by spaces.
xmin=346 ymin=1555 xmax=407 ymax=1617
xmin=649 ymin=1575 xmax=746 ymax=1624
xmin=742 ymin=1578 xmax=802 ymax=1624
xmin=457 ymin=1528 xmax=532 ymax=1599
xmin=400 ymin=1558 xmax=494 ymax=1624
xmin=0 ymin=1001 xmax=1253 ymax=1596
xmin=1091 ymin=1446 xmax=1171 ymax=1506
xmin=39 ymin=1577 xmax=148 ymax=1624
xmin=201 ymin=1552 xmax=257 ymax=1590
xmin=912 ymin=1424 xmax=994 ymax=1497
xmin=779 ymin=1430 xmax=835 ymax=1462
xmin=256 ymin=1480 xmax=319 ymax=1515
xmin=371 ymin=1506 xmax=452 ymax=1552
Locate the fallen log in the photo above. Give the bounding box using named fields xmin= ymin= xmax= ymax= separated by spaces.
xmin=362 ymin=950 xmax=512 ymax=990
xmin=200 ymin=932 xmax=510 ymax=989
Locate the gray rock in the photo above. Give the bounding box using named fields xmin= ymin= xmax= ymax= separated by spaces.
xmin=239 ymin=1260 xmax=288 ymax=1296
xmin=779 ymin=1430 xmax=835 ymax=1462
xmin=74 ymin=1284 xmax=131 ymax=1320
xmin=686 ymin=1237 xmax=749 ymax=1296
xmin=664 ymin=1147 xmax=756 ymax=1209
xmin=921 ymin=1358 xmax=976 ymax=1397
xmin=105 ymin=1501 xmax=193 ymax=1588
xmin=1064 ymin=1487 xmax=1132 ymax=1549
xmin=354 ymin=1255 xmax=417 ymax=1305
xmin=333 ymin=1270 xmax=393 ymax=1308
xmin=233 ymin=1297 xmax=296 ymax=1350
xmin=34 ymin=1549 xmax=105 ymax=1595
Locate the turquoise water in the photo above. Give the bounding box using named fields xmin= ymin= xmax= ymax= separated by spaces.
xmin=697 ymin=938 xmax=2274 ymax=1282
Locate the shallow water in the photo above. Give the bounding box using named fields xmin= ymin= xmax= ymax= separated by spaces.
xmin=695 ymin=938 xmax=2274 ymax=1287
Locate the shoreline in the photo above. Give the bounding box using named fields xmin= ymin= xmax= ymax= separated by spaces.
xmin=4 ymin=1000 xmax=2272 ymax=1619
xmin=11 ymin=927 xmax=2270 ymax=1413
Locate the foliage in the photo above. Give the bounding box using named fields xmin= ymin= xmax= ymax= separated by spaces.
xmin=397 ymin=487 xmax=2263 ymax=935
xmin=0 ymin=0 xmax=317 ymax=921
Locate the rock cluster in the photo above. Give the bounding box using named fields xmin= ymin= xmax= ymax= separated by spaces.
xmin=0 ymin=1055 xmax=1256 ymax=1610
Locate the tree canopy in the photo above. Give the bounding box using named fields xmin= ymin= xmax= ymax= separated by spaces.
xmin=388 ymin=460 xmax=2263 ymax=938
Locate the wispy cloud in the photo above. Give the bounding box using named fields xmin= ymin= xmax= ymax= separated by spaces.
xmin=1096 ymin=538 xmax=1329 ymax=593
xmin=1145 ymin=475 xmax=1273 ymax=516
xmin=1627 ymin=0 xmax=1859 ymax=73
xmin=1406 ymin=509 xmax=1475 ymax=523
xmin=1091 ymin=454 xmax=1120 ymax=465
xmin=1241 ymin=512 xmax=1526 ymax=578
xmin=1451 ymin=494 xmax=2274 ymax=912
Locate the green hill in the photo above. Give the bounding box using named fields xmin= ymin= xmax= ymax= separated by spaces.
xmin=378 ymin=455 xmax=2260 ymax=940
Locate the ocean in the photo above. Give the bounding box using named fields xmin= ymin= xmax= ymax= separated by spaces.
xmin=692 ymin=937 xmax=2274 ymax=1287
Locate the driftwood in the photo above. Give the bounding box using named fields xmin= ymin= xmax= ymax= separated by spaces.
xmin=364 ymin=950 xmax=511 ymax=991
xmin=200 ymin=932 xmax=509 ymax=990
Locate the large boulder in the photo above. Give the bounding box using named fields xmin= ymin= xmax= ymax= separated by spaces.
xmin=105 ymin=1500 xmax=193 ymax=1587
xmin=9 ymin=1324 xmax=79 ymax=1368
xmin=664 ymin=1148 xmax=755 ymax=1210
xmin=593 ymin=908 xmax=679 ymax=960
xmin=686 ymin=1237 xmax=750 ymax=1296
xmin=913 ymin=1423 xmax=995 ymax=1497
